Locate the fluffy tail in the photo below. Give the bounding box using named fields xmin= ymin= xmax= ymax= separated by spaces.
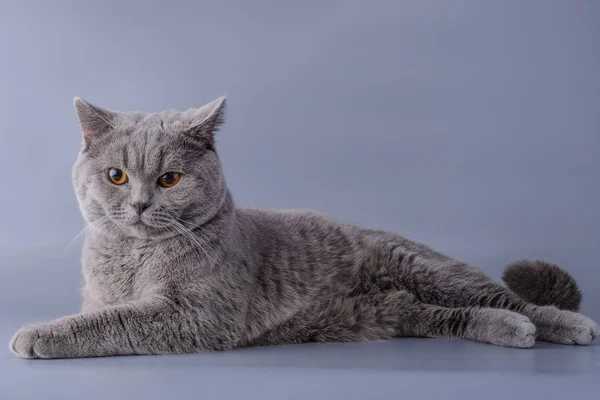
xmin=502 ymin=260 xmax=582 ymax=312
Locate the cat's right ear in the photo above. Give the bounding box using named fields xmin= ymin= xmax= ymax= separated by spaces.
xmin=73 ymin=97 xmax=116 ymax=144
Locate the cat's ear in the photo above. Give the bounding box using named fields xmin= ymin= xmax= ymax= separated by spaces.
xmin=73 ymin=97 xmax=117 ymax=142
xmin=182 ymin=96 xmax=226 ymax=144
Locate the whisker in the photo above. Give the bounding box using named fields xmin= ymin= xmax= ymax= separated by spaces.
xmin=171 ymin=220 xmax=217 ymax=265
xmin=175 ymin=216 xmax=209 ymax=235
xmin=64 ymin=216 xmax=109 ymax=253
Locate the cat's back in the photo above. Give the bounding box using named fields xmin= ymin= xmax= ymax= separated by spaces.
xmin=237 ymin=207 xmax=362 ymax=248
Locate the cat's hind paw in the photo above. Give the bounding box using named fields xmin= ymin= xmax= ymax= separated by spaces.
xmin=530 ymin=307 xmax=599 ymax=345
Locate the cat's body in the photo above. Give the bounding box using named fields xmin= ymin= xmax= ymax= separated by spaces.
xmin=10 ymin=96 xmax=598 ymax=358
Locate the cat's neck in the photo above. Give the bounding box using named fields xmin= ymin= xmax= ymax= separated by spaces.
xmin=187 ymin=188 xmax=237 ymax=239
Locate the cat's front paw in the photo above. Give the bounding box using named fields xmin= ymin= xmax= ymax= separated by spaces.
xmin=9 ymin=323 xmax=70 ymax=359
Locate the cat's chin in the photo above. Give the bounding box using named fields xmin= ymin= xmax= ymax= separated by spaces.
xmin=118 ymin=221 xmax=175 ymax=241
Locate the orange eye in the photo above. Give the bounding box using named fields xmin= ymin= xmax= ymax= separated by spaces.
xmin=158 ymin=172 xmax=181 ymax=188
xmin=107 ymin=168 xmax=128 ymax=185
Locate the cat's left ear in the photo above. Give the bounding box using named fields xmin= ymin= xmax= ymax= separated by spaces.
xmin=182 ymin=96 xmax=226 ymax=144
xmin=73 ymin=97 xmax=117 ymax=143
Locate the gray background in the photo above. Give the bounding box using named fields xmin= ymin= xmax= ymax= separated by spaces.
xmin=0 ymin=1 xmax=598 ymax=399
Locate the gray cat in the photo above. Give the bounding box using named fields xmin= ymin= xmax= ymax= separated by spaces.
xmin=10 ymin=96 xmax=599 ymax=359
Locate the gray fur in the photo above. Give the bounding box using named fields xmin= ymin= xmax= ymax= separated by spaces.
xmin=503 ymin=260 xmax=582 ymax=312
xmin=9 ymin=97 xmax=599 ymax=358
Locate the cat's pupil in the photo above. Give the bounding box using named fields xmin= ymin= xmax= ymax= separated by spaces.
xmin=110 ymin=169 xmax=123 ymax=180
xmin=162 ymin=173 xmax=174 ymax=184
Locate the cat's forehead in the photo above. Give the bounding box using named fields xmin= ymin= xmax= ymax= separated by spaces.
xmin=119 ymin=110 xmax=190 ymax=134
xmin=90 ymin=113 xmax=191 ymax=173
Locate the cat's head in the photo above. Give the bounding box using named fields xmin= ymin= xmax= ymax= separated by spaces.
xmin=72 ymin=96 xmax=228 ymax=239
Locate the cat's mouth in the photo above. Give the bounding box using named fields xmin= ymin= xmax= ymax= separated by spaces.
xmin=131 ymin=219 xmax=145 ymax=226
xmin=128 ymin=217 xmax=172 ymax=232
xmin=112 ymin=213 xmax=175 ymax=238
xmin=122 ymin=219 xmax=166 ymax=239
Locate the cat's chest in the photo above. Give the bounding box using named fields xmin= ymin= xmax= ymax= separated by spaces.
xmin=82 ymin=239 xmax=166 ymax=305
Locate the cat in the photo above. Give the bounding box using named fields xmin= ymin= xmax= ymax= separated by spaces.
xmin=10 ymin=96 xmax=598 ymax=359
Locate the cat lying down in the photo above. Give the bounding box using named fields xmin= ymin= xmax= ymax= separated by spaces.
xmin=10 ymin=96 xmax=598 ymax=358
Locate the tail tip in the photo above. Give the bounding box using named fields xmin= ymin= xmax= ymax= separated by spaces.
xmin=502 ymin=260 xmax=582 ymax=312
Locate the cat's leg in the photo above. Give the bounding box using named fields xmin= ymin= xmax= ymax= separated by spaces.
xmin=391 ymin=257 xmax=599 ymax=345
xmin=450 ymin=284 xmax=599 ymax=345
xmin=403 ymin=303 xmax=536 ymax=348
xmin=364 ymin=234 xmax=599 ymax=346
xmin=10 ymin=296 xmax=241 ymax=359
xmin=518 ymin=305 xmax=599 ymax=345
xmin=245 ymin=291 xmax=536 ymax=348
xmin=402 ymin=267 xmax=599 ymax=345
xmin=401 ymin=267 xmax=598 ymax=345
xmin=360 ymin=230 xmax=529 ymax=310
xmin=244 ymin=291 xmax=412 ymax=347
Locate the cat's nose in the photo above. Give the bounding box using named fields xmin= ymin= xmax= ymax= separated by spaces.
xmin=130 ymin=202 xmax=150 ymax=216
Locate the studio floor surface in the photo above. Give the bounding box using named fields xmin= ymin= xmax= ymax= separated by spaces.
xmin=1 ymin=316 xmax=599 ymax=400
